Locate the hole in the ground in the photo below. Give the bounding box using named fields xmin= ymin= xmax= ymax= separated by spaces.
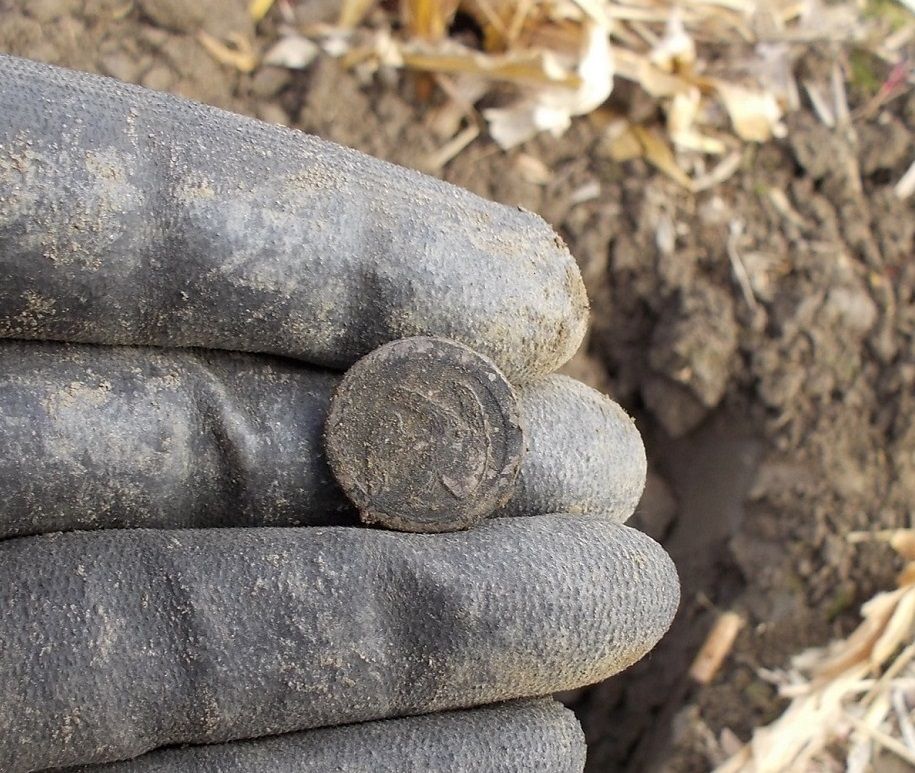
xmin=571 ymin=405 xmax=762 ymax=771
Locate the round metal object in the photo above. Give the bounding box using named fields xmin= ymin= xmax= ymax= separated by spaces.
xmin=325 ymin=336 xmax=524 ymax=533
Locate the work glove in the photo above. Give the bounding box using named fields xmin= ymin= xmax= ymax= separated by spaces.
xmin=0 ymin=54 xmax=679 ymax=772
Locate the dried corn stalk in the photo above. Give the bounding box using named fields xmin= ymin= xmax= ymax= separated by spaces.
xmin=716 ymin=529 xmax=915 ymax=773
xmin=258 ymin=0 xmax=907 ymax=170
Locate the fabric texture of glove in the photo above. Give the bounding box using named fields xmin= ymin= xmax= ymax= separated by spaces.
xmin=53 ymin=700 xmax=586 ymax=773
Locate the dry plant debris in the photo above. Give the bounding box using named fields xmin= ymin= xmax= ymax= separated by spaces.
xmin=209 ymin=0 xmax=915 ymax=186
xmin=714 ymin=529 xmax=915 ymax=773
xmin=690 ymin=611 xmax=746 ymax=685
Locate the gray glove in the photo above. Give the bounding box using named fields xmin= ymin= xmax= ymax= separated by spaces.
xmin=0 ymin=55 xmax=679 ymax=772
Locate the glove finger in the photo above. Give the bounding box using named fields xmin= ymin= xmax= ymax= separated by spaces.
xmin=0 ymin=54 xmax=586 ymax=382
xmin=0 ymin=516 xmax=678 ymax=771
xmin=0 ymin=341 xmax=355 ymax=538
xmin=54 ymin=699 xmax=585 ymax=773
xmin=494 ymin=374 xmax=645 ymax=522
xmin=0 ymin=342 xmax=643 ymax=538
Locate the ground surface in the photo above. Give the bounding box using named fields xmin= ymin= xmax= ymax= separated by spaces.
xmin=2 ymin=1 xmax=914 ymax=770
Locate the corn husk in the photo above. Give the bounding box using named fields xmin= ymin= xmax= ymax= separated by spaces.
xmin=716 ymin=529 xmax=915 ymax=773
xmin=483 ymin=21 xmax=614 ymax=147
xmin=253 ymin=0 xmax=911 ymax=178
xmin=197 ymin=30 xmax=258 ymax=72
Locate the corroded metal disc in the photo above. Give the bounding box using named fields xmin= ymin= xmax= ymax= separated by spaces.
xmin=325 ymin=336 xmax=524 ymax=533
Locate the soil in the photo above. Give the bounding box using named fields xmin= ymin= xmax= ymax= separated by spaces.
xmin=2 ymin=1 xmax=914 ymax=770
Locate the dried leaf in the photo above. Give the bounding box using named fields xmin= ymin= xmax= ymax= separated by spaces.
xmin=754 ymin=42 xmax=800 ymax=111
xmin=600 ymin=120 xmax=702 ymax=190
xmin=899 ymin=562 xmax=915 ymax=587
xmin=650 ymin=9 xmax=696 ymax=73
xmin=197 ymin=31 xmax=258 ymax=73
xmin=484 ymin=99 xmax=563 ymax=148
xmin=871 ymin=589 xmax=915 ymax=667
xmin=713 ymin=79 xmax=786 ymax=142
xmin=893 ymin=686 xmax=915 ymax=750
xmin=569 ymin=0 xmax=611 ymax=27
xmin=668 ymin=88 xmax=727 ymax=154
xmin=461 ymin=0 xmax=513 ymax=50
xmin=569 ymin=179 xmax=600 ymax=205
xmin=845 ymin=713 xmax=915 ymax=768
xmin=727 ymin=669 xmax=867 ymax=772
xmin=768 ymin=187 xmax=810 ymax=228
xmin=248 ymin=0 xmax=275 ymax=23
xmin=896 ymin=160 xmax=915 ymax=201
xmin=691 ymin=150 xmax=742 ymax=192
xmin=631 ymin=124 xmax=693 ymax=189
xmin=814 ymin=589 xmax=903 ymax=682
xmin=339 ymin=0 xmax=376 ymax=28
xmin=482 ymin=21 xmax=613 ymax=148
xmin=603 ymin=120 xmax=642 ymax=161
xmin=849 ymin=529 xmax=915 ymax=561
xmin=513 ymin=152 xmax=553 ymax=184
xmin=263 ymin=36 xmax=320 ymax=69
xmin=667 ymin=87 xmax=698 ymax=135
xmin=400 ymin=42 xmax=578 ymax=87
xmin=613 ymin=47 xmax=692 ymax=98
xmin=402 ymin=0 xmax=459 ymax=41
xmin=891 ymin=531 xmax=915 ymax=562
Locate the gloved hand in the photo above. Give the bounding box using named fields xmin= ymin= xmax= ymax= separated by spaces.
xmin=0 ymin=55 xmax=679 ymax=772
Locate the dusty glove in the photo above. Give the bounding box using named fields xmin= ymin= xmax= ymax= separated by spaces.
xmin=0 ymin=55 xmax=679 ymax=772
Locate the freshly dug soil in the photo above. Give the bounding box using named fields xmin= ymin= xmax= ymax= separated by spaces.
xmin=2 ymin=2 xmax=913 ymax=769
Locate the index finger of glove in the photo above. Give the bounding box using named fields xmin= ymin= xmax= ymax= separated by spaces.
xmin=0 ymin=516 xmax=678 ymax=771
xmin=0 ymin=55 xmax=587 ymax=382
